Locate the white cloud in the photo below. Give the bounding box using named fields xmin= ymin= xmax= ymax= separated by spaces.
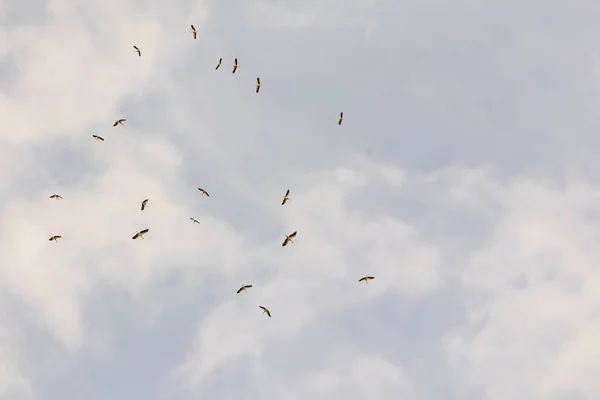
xmin=1 ymin=0 xmax=600 ymax=399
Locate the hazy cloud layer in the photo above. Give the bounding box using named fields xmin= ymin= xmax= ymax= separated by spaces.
xmin=1 ymin=0 xmax=600 ymax=399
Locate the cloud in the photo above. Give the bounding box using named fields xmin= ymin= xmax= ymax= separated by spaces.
xmin=1 ymin=0 xmax=600 ymax=399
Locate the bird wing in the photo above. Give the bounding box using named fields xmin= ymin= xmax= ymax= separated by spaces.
xmin=140 ymin=229 xmax=149 ymax=234
xmin=257 ymin=77 xmax=260 ymax=84
xmin=191 ymin=24 xmax=195 ymax=30
xmin=237 ymin=287 xmax=243 ymax=294
xmin=282 ymin=238 xmax=288 ymax=246
xmin=259 ymin=306 xmax=267 ymax=312
xmin=256 ymin=86 xmax=259 ymax=93
xmin=56 ymin=236 xmax=61 ymax=239
xmin=113 ymin=121 xmax=118 ymax=126
xmin=359 ymin=277 xmax=366 ymax=282
xmin=266 ymin=310 xmax=271 ymax=317
xmin=285 ymin=189 xmax=290 ymax=196
xmin=193 ymin=32 xmax=196 ymax=39
xmin=246 ymin=285 xmax=253 ymax=288
xmin=98 ymin=136 xmax=104 ymax=141
xmin=281 ymin=198 xmax=287 ymax=205
xmin=132 ymin=233 xmax=140 ymax=239
xmin=141 ymin=203 xmax=145 ymax=210
xmin=368 ymin=276 xmax=375 ymax=280
xmin=340 ymin=112 xmax=343 ymax=118
xmin=289 ymin=231 xmax=297 ymax=238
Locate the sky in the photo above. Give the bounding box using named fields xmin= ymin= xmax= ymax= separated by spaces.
xmin=0 ymin=0 xmax=600 ymax=399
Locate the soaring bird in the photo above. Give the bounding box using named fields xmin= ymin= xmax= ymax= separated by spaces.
xmin=358 ymin=275 xmax=375 ymax=283
xmin=281 ymin=189 xmax=291 ymax=206
xmin=49 ymin=194 xmax=62 ymax=200
xmin=190 ymin=217 xmax=199 ymax=224
xmin=338 ymin=112 xmax=344 ymax=125
xmin=197 ymin=188 xmax=210 ymax=197
xmin=133 ymin=45 xmax=141 ymax=56
xmin=237 ymin=284 xmax=252 ymax=294
xmin=191 ymin=25 xmax=197 ymax=39
xmin=132 ymin=229 xmax=149 ymax=240
xmin=215 ymin=58 xmax=222 ymax=70
xmin=282 ymin=231 xmax=297 ymax=247
xmin=255 ymin=77 xmax=261 ymax=93
xmin=259 ymin=305 xmax=271 ymax=317
xmin=232 ymin=58 xmax=238 ymax=73
xmin=92 ymin=134 xmax=104 ymax=141
xmin=113 ymin=119 xmax=126 ymax=127
xmin=140 ymin=199 xmax=149 ymax=210
xmin=49 ymin=235 xmax=61 ymax=242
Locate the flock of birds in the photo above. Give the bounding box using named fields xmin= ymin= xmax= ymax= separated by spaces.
xmin=46 ymin=25 xmax=368 ymax=319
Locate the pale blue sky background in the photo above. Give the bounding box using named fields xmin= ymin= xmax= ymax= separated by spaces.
xmin=0 ymin=0 xmax=600 ymax=399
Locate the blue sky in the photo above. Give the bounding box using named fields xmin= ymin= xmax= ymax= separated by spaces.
xmin=0 ymin=0 xmax=599 ymax=399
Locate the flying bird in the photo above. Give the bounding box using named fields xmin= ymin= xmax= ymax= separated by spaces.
xmin=49 ymin=235 xmax=61 ymax=242
xmin=259 ymin=305 xmax=271 ymax=317
xmin=281 ymin=189 xmax=291 ymax=205
xmin=113 ymin=119 xmax=126 ymax=127
xmin=92 ymin=134 xmax=104 ymax=141
xmin=191 ymin=25 xmax=197 ymax=39
xmin=237 ymin=284 xmax=252 ymax=294
xmin=232 ymin=58 xmax=238 ymax=73
xmin=133 ymin=45 xmax=141 ymax=56
xmin=256 ymin=77 xmax=261 ymax=93
xmin=282 ymin=231 xmax=297 ymax=247
xmin=358 ymin=275 xmax=375 ymax=283
xmin=132 ymin=229 xmax=149 ymax=240
xmin=338 ymin=112 xmax=344 ymax=125
xmin=140 ymin=199 xmax=149 ymax=210
xmin=190 ymin=217 xmax=199 ymax=224
xmin=49 ymin=194 xmax=62 ymax=200
xmin=197 ymin=188 xmax=210 ymax=197
xmin=215 ymin=58 xmax=222 ymax=70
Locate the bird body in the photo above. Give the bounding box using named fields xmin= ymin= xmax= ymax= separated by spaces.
xmin=256 ymin=77 xmax=261 ymax=93
xmin=282 ymin=231 xmax=297 ymax=246
xmin=92 ymin=134 xmax=104 ymax=141
xmin=215 ymin=58 xmax=222 ymax=70
xmin=113 ymin=119 xmax=126 ymax=127
xmin=133 ymin=45 xmax=141 ymax=56
xmin=190 ymin=217 xmax=199 ymax=224
xmin=49 ymin=194 xmax=62 ymax=200
xmin=132 ymin=229 xmax=149 ymax=240
xmin=359 ymin=275 xmax=375 ymax=283
xmin=191 ymin=25 xmax=197 ymax=39
xmin=232 ymin=58 xmax=238 ymax=73
xmin=259 ymin=305 xmax=271 ymax=317
xmin=49 ymin=235 xmax=61 ymax=242
xmin=338 ymin=112 xmax=344 ymax=125
xmin=141 ymin=199 xmax=149 ymax=210
xmin=197 ymin=188 xmax=210 ymax=197
xmin=237 ymin=284 xmax=252 ymax=294
xmin=281 ymin=189 xmax=291 ymax=205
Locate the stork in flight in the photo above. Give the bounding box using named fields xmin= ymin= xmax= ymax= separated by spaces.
xmin=259 ymin=305 xmax=271 ymax=317
xmin=281 ymin=189 xmax=291 ymax=205
xmin=237 ymin=284 xmax=252 ymax=294
xmin=282 ymin=231 xmax=297 ymax=247
xmin=132 ymin=229 xmax=149 ymax=240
